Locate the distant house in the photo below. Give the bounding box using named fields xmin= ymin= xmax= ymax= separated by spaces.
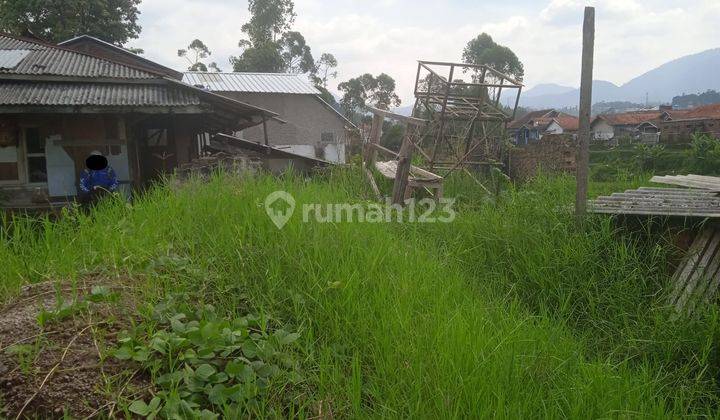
xmin=0 ymin=33 xmax=272 ymax=209
xmin=182 ymin=72 xmax=358 ymax=163
xmin=590 ymin=105 xmax=720 ymax=145
xmin=590 ymin=110 xmax=675 ymax=145
xmin=508 ymin=109 xmax=579 ymax=145
xmin=659 ymin=104 xmax=720 ymax=144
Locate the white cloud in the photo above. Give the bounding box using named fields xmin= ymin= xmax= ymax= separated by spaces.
xmin=128 ymin=0 xmax=720 ymax=104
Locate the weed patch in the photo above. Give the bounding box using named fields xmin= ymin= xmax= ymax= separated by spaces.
xmin=115 ymin=297 xmax=303 ymax=419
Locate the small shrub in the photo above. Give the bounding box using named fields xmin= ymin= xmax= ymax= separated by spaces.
xmin=686 ymin=133 xmax=720 ymax=175
xmin=115 ymin=298 xmax=303 ymax=419
xmin=633 ymin=144 xmax=665 ymax=172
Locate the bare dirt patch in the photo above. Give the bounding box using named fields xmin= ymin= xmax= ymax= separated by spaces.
xmin=0 ymin=275 xmax=149 ymax=418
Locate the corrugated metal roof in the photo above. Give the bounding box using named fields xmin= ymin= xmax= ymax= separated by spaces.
xmin=183 ymin=72 xmax=321 ymax=94
xmin=0 ymin=83 xmax=201 ymax=107
xmin=0 ymin=36 xmax=41 ymax=50
xmin=0 ymin=49 xmax=30 ymax=69
xmin=0 ymin=34 xmax=155 ymax=79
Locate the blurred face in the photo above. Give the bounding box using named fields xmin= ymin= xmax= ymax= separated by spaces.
xmin=86 ymin=155 xmax=108 ymax=171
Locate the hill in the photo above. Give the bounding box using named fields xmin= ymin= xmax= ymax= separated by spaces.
xmin=516 ymin=48 xmax=720 ymax=109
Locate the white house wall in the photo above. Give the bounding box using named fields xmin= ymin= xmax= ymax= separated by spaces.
xmin=592 ymin=120 xmax=614 ymax=140
xmin=220 ymin=92 xmax=349 ymax=163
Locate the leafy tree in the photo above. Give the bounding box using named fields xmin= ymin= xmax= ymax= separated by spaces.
xmin=231 ymin=0 xmax=297 ymax=72
xmin=279 ymin=31 xmax=314 ymax=74
xmin=231 ymin=0 xmax=333 ymax=76
xmin=242 ymin=0 xmax=295 ymax=44
xmin=230 ymin=41 xmax=285 ymax=72
xmin=338 ymin=73 xmax=401 ymax=121
xmin=0 ymin=0 xmax=142 ymax=44
xmin=178 ymin=39 xmax=221 ymax=72
xmin=462 ymin=33 xmax=524 ymax=81
xmin=312 ymin=53 xmax=338 ymax=88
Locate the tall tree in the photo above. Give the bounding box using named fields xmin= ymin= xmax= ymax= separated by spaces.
xmin=312 ymin=53 xmax=338 ymax=88
xmin=338 ymin=73 xmax=401 ymax=121
xmin=231 ymin=0 xmax=329 ymax=76
xmin=462 ymin=33 xmax=524 ymax=81
xmin=0 ymin=0 xmax=142 ymax=44
xmin=231 ymin=0 xmax=297 ymax=72
xmin=279 ymin=31 xmax=314 ymax=74
xmin=230 ymin=40 xmax=285 ymax=72
xmin=178 ymin=39 xmax=221 ymax=72
xmin=241 ymin=0 xmax=295 ymax=44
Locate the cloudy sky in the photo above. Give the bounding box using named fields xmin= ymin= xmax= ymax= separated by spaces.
xmin=127 ymin=0 xmax=720 ymax=104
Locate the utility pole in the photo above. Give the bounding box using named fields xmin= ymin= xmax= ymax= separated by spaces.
xmin=575 ymin=6 xmax=595 ymax=217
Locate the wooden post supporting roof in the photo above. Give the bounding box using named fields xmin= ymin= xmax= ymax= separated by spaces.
xmin=575 ymin=6 xmax=595 ymax=217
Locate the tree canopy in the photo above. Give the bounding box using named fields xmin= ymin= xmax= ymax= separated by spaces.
xmin=230 ymin=0 xmax=336 ymax=80
xmin=0 ymin=0 xmax=142 ymax=44
xmin=178 ymin=39 xmax=220 ymax=72
xmin=241 ymin=0 xmax=295 ymax=45
xmin=312 ymin=53 xmax=338 ymax=89
xmin=338 ymin=73 xmax=401 ymax=121
xmin=462 ymin=33 xmax=524 ymax=81
xmin=279 ymin=31 xmax=314 ymax=74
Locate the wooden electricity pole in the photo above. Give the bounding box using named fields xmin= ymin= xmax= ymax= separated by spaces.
xmin=575 ymin=6 xmax=595 ymax=216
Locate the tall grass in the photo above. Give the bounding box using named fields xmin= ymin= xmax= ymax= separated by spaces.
xmin=1 ymin=168 xmax=718 ymax=417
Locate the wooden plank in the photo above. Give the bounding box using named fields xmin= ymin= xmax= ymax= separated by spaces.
xmin=370 ymin=142 xmax=399 ymax=158
xmin=367 ymin=106 xmax=427 ymax=126
xmin=575 ymin=6 xmax=595 ymax=217
xmin=651 ymin=175 xmax=720 ymax=191
xmin=604 ymin=196 xmax=720 ymax=204
xmin=674 ymin=229 xmax=720 ymax=312
xmin=684 ymin=231 xmax=720 ymax=314
xmin=701 ymin=243 xmax=720 ymax=306
xmin=374 ymin=160 xmax=443 ymax=182
xmin=587 ymin=206 xmax=720 ymax=218
xmin=668 ymin=228 xmax=715 ymax=306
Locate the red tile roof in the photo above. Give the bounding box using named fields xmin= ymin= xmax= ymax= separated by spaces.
xmin=594 ymin=111 xmax=664 ymax=126
xmin=681 ymin=104 xmax=720 ymax=119
xmin=554 ymin=114 xmax=579 ymax=131
xmin=509 ymin=109 xmax=578 ymax=131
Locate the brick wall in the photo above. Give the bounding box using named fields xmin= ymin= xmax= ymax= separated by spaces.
xmin=508 ymin=134 xmax=576 ymax=180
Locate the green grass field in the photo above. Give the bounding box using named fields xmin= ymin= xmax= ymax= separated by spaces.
xmin=1 ymin=169 xmax=719 ymax=418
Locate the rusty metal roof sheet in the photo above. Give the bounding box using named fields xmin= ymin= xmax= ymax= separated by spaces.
xmin=0 ymin=33 xmax=155 ymax=79
xmin=183 ymin=72 xmax=320 ymax=94
xmin=0 ymin=83 xmax=201 ymax=107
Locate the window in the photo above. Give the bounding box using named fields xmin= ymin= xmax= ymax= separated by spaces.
xmin=0 ymin=126 xmax=19 ymax=182
xmin=321 ymin=132 xmax=335 ymax=143
xmin=24 ymin=127 xmax=46 ymax=183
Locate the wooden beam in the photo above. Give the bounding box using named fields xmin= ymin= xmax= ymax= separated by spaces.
xmin=575 ymin=6 xmax=595 ymax=217
xmin=367 ymin=106 xmax=427 ymax=126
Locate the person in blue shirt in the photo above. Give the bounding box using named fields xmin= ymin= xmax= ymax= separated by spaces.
xmin=79 ymin=151 xmax=119 ymax=205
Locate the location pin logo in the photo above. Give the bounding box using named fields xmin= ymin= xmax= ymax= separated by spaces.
xmin=264 ymin=191 xmax=296 ymax=229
